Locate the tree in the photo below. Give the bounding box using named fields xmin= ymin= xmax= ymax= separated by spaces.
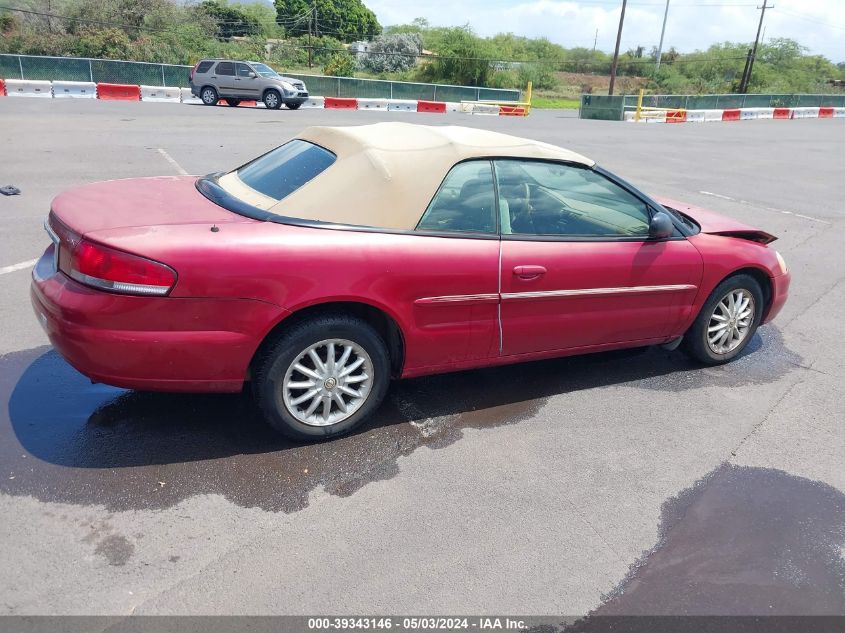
xmin=417 ymin=26 xmax=491 ymax=86
xmin=359 ymin=33 xmax=421 ymax=73
xmin=275 ymin=0 xmax=380 ymax=42
xmin=197 ymin=0 xmax=262 ymax=40
xmin=323 ymin=51 xmax=354 ymax=76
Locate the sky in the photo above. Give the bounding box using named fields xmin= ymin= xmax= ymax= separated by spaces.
xmin=360 ymin=0 xmax=845 ymax=62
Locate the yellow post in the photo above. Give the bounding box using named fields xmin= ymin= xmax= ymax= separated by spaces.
xmin=635 ymin=88 xmax=644 ymax=122
xmin=525 ymin=80 xmax=532 ymax=115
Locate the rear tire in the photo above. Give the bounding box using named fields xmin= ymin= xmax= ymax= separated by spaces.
xmin=254 ymin=315 xmax=390 ymax=441
xmin=286 ymin=102 xmax=302 ymax=110
xmin=682 ymin=274 xmax=764 ymax=365
xmin=263 ymin=90 xmax=282 ymax=110
xmin=225 ymin=98 xmax=241 ymax=107
xmin=200 ymin=86 xmax=218 ymax=106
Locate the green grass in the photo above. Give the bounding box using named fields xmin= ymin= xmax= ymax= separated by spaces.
xmin=530 ymin=96 xmax=580 ymax=110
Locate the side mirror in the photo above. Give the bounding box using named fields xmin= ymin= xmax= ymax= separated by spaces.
xmin=248 ymin=71 xmax=257 ymax=78
xmin=648 ymin=211 xmax=674 ymax=239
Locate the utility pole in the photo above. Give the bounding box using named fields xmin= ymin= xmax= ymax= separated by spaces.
xmin=739 ymin=2 xmax=773 ymax=93
xmin=608 ymin=0 xmax=628 ymax=96
xmin=593 ymin=29 xmax=598 ymax=52
xmin=655 ymin=0 xmax=670 ymax=73
xmin=307 ymin=3 xmax=314 ymax=68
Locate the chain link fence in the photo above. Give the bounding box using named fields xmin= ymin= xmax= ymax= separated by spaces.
xmin=580 ymin=93 xmax=845 ymax=121
xmin=0 ymin=54 xmax=520 ymax=102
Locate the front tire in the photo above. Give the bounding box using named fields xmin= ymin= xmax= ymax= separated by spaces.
xmin=683 ymin=274 xmax=764 ymax=365
xmin=263 ymin=90 xmax=282 ymax=110
xmin=254 ymin=315 xmax=390 ymax=440
xmin=286 ymin=102 xmax=302 ymax=110
xmin=225 ymin=98 xmax=241 ymax=107
xmin=200 ymin=86 xmax=218 ymax=106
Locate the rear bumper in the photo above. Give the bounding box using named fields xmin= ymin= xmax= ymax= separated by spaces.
xmin=763 ymin=270 xmax=791 ymax=324
xmin=31 ymin=247 xmax=287 ymax=393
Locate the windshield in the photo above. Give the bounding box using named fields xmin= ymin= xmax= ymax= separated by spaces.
xmin=251 ymin=63 xmax=280 ymax=78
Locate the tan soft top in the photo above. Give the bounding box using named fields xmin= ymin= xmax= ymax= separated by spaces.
xmin=218 ymin=122 xmax=595 ymax=230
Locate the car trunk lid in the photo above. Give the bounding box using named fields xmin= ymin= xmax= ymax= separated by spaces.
xmin=50 ymin=176 xmax=255 ymax=236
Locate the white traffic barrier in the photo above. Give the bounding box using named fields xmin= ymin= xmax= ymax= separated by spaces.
xmin=703 ymin=109 xmax=723 ymax=122
xmin=754 ymin=107 xmax=775 ymax=119
xmin=686 ymin=110 xmax=706 ymax=123
xmin=459 ymin=102 xmax=499 ymax=115
xmin=387 ymin=99 xmax=417 ymax=112
xmin=141 ymin=85 xmax=181 ymax=102
xmin=444 ymin=102 xmax=461 ymax=113
xmin=791 ymin=107 xmax=819 ymax=119
xmin=357 ymin=98 xmax=388 ymax=111
xmin=834 ymin=107 xmax=845 ymax=118
xmin=5 ymin=79 xmax=52 ymax=98
xmin=302 ymin=96 xmax=325 ymax=108
xmin=740 ymin=109 xmax=758 ymax=121
xmin=52 ymin=80 xmax=96 ymax=99
xmin=180 ymin=88 xmax=201 ymax=104
xmin=645 ymin=111 xmax=666 ymax=123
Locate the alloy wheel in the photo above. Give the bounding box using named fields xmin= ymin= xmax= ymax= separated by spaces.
xmin=282 ymin=338 xmax=373 ymax=427
xmin=707 ymin=288 xmax=755 ymax=354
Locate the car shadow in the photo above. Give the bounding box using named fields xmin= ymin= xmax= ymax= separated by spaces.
xmin=1 ymin=326 xmax=800 ymax=512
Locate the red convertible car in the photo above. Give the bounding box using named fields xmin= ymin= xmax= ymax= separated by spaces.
xmin=32 ymin=123 xmax=790 ymax=439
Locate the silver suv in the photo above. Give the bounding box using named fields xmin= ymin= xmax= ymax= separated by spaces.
xmin=189 ymin=60 xmax=309 ymax=110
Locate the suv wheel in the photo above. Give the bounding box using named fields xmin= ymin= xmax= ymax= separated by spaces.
xmin=286 ymin=102 xmax=302 ymax=110
xmin=200 ymin=87 xmax=218 ymax=106
xmin=225 ymin=98 xmax=241 ymax=107
xmin=263 ymin=90 xmax=282 ymax=110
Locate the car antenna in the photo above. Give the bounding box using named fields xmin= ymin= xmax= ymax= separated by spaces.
xmin=210 ymin=224 xmax=220 ymax=233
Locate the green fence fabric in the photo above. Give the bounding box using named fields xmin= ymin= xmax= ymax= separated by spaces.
xmin=580 ymin=92 xmax=845 ymax=120
xmin=0 ymin=54 xmax=520 ymax=102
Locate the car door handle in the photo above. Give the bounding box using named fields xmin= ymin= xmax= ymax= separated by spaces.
xmin=513 ymin=265 xmax=547 ymax=279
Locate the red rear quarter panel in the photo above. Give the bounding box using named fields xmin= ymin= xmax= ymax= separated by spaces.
xmin=87 ymin=222 xmax=500 ymax=374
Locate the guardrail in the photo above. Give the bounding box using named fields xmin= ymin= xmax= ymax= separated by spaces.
xmin=0 ymin=53 xmax=520 ymax=104
xmin=581 ymin=92 xmax=845 ymax=121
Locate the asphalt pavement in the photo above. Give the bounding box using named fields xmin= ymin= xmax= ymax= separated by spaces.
xmin=0 ymin=98 xmax=843 ymax=620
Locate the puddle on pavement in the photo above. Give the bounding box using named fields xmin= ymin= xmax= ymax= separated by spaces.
xmin=0 ymin=326 xmax=801 ymax=513
xmin=571 ymin=464 xmax=845 ymax=625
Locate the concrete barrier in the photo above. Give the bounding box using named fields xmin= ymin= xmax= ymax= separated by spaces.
xmin=97 ymin=83 xmax=141 ymax=101
xmin=52 ymin=80 xmax=97 ymax=99
xmin=0 ymin=78 xmax=5 ymax=96
xmin=834 ymin=107 xmax=845 ymax=118
xmin=686 ymin=110 xmax=706 ymax=123
xmin=387 ymin=100 xmax=418 ymax=112
xmin=665 ymin=109 xmax=687 ymax=123
xmin=445 ymin=102 xmax=461 ymax=113
xmin=464 ymin=103 xmax=500 ymax=116
xmin=324 ymin=97 xmax=357 ymax=109
xmin=703 ymin=109 xmax=723 ymax=122
xmin=722 ymin=109 xmax=741 ymax=121
xmin=773 ymin=108 xmax=792 ymax=119
xmin=739 ymin=109 xmax=758 ymax=121
xmin=357 ymin=98 xmax=388 ymax=111
xmin=5 ymin=79 xmax=52 ymax=98
xmin=791 ymin=107 xmax=819 ymax=119
xmin=818 ymin=107 xmax=835 ymax=119
xmin=417 ymin=100 xmax=446 ymax=114
xmin=180 ymin=88 xmax=201 ymax=104
xmin=140 ymin=85 xmax=181 ymax=102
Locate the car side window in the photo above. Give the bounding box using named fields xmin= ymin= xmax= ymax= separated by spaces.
xmin=416 ymin=161 xmax=496 ymax=234
xmin=236 ymin=63 xmax=253 ymax=77
xmin=494 ymin=160 xmax=651 ymax=238
xmin=196 ymin=61 xmax=214 ymax=74
xmin=215 ymin=61 xmax=235 ymax=76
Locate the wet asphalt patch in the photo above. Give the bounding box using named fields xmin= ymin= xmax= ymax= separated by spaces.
xmin=1 ymin=326 xmax=800 ymax=513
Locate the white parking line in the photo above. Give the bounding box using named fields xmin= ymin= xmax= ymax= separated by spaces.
xmin=156 ymin=148 xmax=188 ymax=176
xmin=699 ymin=191 xmax=735 ymax=201
xmin=0 ymin=258 xmax=39 ymax=276
xmin=698 ymin=191 xmax=831 ymax=225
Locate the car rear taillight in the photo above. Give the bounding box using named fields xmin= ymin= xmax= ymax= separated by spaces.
xmin=190 ymin=62 xmax=199 ymax=81
xmin=48 ymin=214 xmax=176 ymax=296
